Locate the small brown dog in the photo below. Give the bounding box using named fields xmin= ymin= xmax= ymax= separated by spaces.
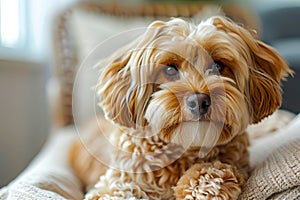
xmin=70 ymin=16 xmax=291 ymax=199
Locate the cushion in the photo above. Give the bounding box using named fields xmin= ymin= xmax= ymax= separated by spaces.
xmin=240 ymin=139 xmax=300 ymax=199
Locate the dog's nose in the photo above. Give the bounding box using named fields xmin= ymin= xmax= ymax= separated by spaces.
xmin=186 ymin=93 xmax=211 ymax=116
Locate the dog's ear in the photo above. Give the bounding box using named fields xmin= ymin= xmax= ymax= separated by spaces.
xmin=247 ymin=41 xmax=292 ymax=123
xmin=98 ymin=22 xmax=166 ymax=128
xmin=212 ymin=16 xmax=292 ymax=123
xmin=97 ymin=46 xmax=135 ymax=128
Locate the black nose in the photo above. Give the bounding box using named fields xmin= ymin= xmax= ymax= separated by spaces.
xmin=186 ymin=93 xmax=211 ymax=116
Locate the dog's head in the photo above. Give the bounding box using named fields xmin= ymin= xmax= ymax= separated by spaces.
xmin=97 ymin=16 xmax=292 ymax=148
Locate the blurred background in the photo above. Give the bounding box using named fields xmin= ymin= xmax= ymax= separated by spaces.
xmin=0 ymin=0 xmax=79 ymax=187
xmin=0 ymin=0 xmax=299 ymax=187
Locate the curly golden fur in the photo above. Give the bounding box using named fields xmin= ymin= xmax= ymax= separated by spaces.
xmin=70 ymin=16 xmax=292 ymax=200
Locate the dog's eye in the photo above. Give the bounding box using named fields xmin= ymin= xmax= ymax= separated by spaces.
xmin=163 ymin=64 xmax=179 ymax=79
xmin=210 ymin=61 xmax=224 ymax=74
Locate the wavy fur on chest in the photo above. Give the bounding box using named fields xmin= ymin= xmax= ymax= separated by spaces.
xmin=70 ymin=117 xmax=249 ymax=199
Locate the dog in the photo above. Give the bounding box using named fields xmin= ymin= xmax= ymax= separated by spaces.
xmin=70 ymin=16 xmax=292 ymax=200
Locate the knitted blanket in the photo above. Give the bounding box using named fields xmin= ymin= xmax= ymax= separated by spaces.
xmin=0 ymin=113 xmax=299 ymax=200
xmin=240 ymin=138 xmax=300 ymax=199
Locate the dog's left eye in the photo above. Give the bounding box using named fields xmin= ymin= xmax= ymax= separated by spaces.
xmin=212 ymin=61 xmax=224 ymax=72
xmin=163 ymin=64 xmax=179 ymax=79
xmin=210 ymin=61 xmax=225 ymax=74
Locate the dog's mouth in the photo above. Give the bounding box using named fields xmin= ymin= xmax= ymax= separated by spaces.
xmin=182 ymin=115 xmax=210 ymax=122
xmin=182 ymin=118 xmax=226 ymax=130
xmin=182 ymin=111 xmax=221 ymax=125
xmin=181 ymin=107 xmax=226 ymax=128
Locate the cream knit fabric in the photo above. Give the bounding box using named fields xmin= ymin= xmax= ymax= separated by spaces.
xmin=239 ymin=138 xmax=300 ymax=200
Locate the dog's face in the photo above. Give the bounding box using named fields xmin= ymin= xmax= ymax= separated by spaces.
xmin=98 ymin=16 xmax=291 ymax=148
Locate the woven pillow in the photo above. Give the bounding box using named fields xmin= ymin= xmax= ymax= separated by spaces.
xmin=240 ymin=138 xmax=300 ymax=199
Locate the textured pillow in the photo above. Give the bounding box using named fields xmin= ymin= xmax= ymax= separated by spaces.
xmin=240 ymin=138 xmax=300 ymax=199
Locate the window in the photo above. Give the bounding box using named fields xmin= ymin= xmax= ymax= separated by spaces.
xmin=0 ymin=0 xmax=25 ymax=49
xmin=0 ymin=0 xmax=78 ymax=60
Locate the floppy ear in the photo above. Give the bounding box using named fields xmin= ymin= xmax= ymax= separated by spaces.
xmin=97 ymin=45 xmax=135 ymax=128
xmin=212 ymin=16 xmax=292 ymax=123
xmin=97 ymin=21 xmax=166 ymax=128
xmin=247 ymin=41 xmax=292 ymax=123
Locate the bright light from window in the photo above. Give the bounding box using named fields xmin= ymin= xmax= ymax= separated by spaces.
xmin=0 ymin=0 xmax=21 ymax=48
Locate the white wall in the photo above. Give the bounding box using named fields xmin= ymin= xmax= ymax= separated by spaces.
xmin=0 ymin=60 xmax=49 ymax=187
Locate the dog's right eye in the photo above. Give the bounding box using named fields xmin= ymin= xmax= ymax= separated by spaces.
xmin=163 ymin=64 xmax=179 ymax=80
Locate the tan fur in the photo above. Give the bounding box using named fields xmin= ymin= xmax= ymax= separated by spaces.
xmin=70 ymin=16 xmax=292 ymax=199
xmin=69 ymin=118 xmax=110 ymax=188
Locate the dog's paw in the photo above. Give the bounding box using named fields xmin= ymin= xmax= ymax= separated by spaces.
xmin=174 ymin=162 xmax=244 ymax=200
